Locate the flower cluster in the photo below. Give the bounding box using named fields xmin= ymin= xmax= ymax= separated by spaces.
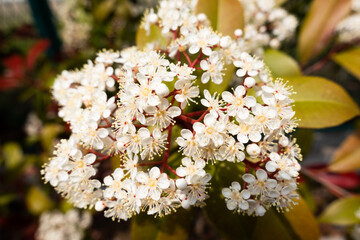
xmin=43 ymin=0 xmax=301 ymax=220
xmin=336 ymin=0 xmax=360 ymax=43
xmin=238 ymin=0 xmax=298 ymax=55
xmin=36 ymin=209 xmax=92 ymax=240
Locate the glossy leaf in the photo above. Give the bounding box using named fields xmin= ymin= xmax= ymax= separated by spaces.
xmin=136 ymin=25 xmax=170 ymax=50
xmin=26 ymin=187 xmax=53 ymax=215
xmin=195 ymin=0 xmax=244 ymax=36
xmin=332 ymin=47 xmax=360 ymax=81
xmin=298 ymin=0 xmax=351 ymax=64
xmin=287 ymin=76 xmax=360 ymax=128
xmin=318 ymin=196 xmax=360 ymax=225
xmin=264 ymin=49 xmax=302 ymax=78
xmin=329 ymin=133 xmax=360 ymax=173
xmin=209 ymin=63 xmax=235 ymax=94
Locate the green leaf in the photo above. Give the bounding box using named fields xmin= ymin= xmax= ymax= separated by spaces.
xmin=2 ymin=142 xmax=23 ymax=170
xmin=264 ymin=49 xmax=302 ymax=78
xmin=136 ymin=25 xmax=170 ymax=50
xmin=287 ymin=76 xmax=360 ymax=128
xmin=131 ymin=209 xmax=192 ymax=240
xmin=26 ymin=187 xmax=53 ymax=215
xmin=329 ymin=133 xmax=360 ymax=173
xmin=332 ymin=47 xmax=360 ymax=81
xmin=318 ymin=196 xmax=360 ymax=225
xmin=298 ymin=0 xmax=351 ymax=64
xmin=209 ymin=63 xmax=235 ymax=94
xmin=40 ymin=124 xmax=64 ymax=152
xmin=195 ymin=0 xmax=244 ymax=36
xmin=292 ymin=129 xmax=313 ymax=158
xmin=254 ymin=197 xmax=319 ymax=240
xmin=94 ymin=0 xmax=116 ymax=22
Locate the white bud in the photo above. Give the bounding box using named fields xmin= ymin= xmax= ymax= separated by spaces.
xmin=269 ymin=38 xmax=280 ymax=49
xmin=244 ymin=77 xmax=256 ymax=88
xmin=234 ymin=29 xmax=243 ymax=37
xmin=220 ymin=36 xmax=231 ymax=48
xmin=176 ymin=178 xmax=187 ymax=190
xmin=95 ymin=201 xmax=106 ymax=211
xmin=197 ymin=13 xmax=207 ymax=22
xmin=246 ymin=143 xmax=260 ymax=157
xmin=279 ymin=136 xmax=289 ymax=147
xmin=148 ymin=13 xmax=158 ymax=23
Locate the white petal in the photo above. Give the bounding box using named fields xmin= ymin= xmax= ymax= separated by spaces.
xmin=242 ymin=174 xmax=255 ymax=183
xmin=157 ymin=177 xmax=170 ymax=189
xmin=98 ymin=128 xmax=109 ymax=138
xmin=256 ymin=169 xmax=267 ymax=181
xmin=149 ymin=167 xmax=160 ymax=179
xmin=85 ymin=154 xmax=96 ymax=164
xmin=104 ymin=176 xmax=114 ymax=186
xmin=231 ymin=181 xmax=241 ymax=191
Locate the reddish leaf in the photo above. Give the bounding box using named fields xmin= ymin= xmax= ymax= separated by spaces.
xmin=26 ymin=39 xmax=50 ymax=70
xmin=2 ymin=55 xmax=24 ymax=79
xmin=318 ymin=172 xmax=360 ymax=189
xmin=0 ymin=77 xmax=21 ymax=90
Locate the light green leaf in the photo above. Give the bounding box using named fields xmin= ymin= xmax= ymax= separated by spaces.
xmin=332 ymin=47 xmax=360 ymax=81
xmin=298 ymin=0 xmax=351 ymax=64
xmin=318 ymin=196 xmax=360 ymax=225
xmin=209 ymin=63 xmax=235 ymax=94
xmin=136 ymin=25 xmax=170 ymax=50
xmin=195 ymin=0 xmax=244 ymax=36
xmin=131 ymin=209 xmax=192 ymax=240
xmin=329 ymin=133 xmax=360 ymax=173
xmin=287 ymin=76 xmax=360 ymax=128
xmin=264 ymin=49 xmax=302 ymax=78
xmin=26 ymin=187 xmax=53 ymax=215
xmin=254 ymin=197 xmax=319 ymax=240
xmin=2 ymin=142 xmax=23 ymax=170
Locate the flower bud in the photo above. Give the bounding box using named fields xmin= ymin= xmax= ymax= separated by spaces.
xmin=244 ymin=77 xmax=256 ymax=88
xmin=279 ymin=136 xmax=289 ymax=147
xmin=95 ymin=201 xmax=106 ymax=211
xmin=246 ymin=143 xmax=260 ymax=157
xmin=234 ymin=29 xmax=243 ymax=37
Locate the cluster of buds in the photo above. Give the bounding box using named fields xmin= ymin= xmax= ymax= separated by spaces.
xmin=336 ymin=0 xmax=360 ymax=43
xmin=42 ymin=0 xmax=301 ymax=220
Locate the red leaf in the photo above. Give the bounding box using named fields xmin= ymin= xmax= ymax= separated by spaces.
xmin=26 ymin=39 xmax=50 ymax=70
xmin=0 ymin=77 xmax=21 ymax=90
xmin=2 ymin=55 xmax=24 ymax=79
xmin=318 ymin=172 xmax=360 ymax=189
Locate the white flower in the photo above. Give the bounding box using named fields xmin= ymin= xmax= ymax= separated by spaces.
xmin=222 ymin=85 xmax=256 ymax=119
xmin=188 ymin=28 xmax=220 ymax=56
xmin=103 ymin=168 xmax=125 ymax=199
xmin=242 ymin=169 xmax=277 ymax=196
xmin=222 ymin=182 xmax=251 ymax=211
xmin=136 ymin=167 xmax=170 ymax=200
xmin=266 ymin=152 xmax=300 ymax=180
xmin=145 ymin=98 xmax=181 ymax=129
xmin=176 ymin=129 xmax=200 ymax=157
xmin=200 ymin=52 xmax=224 ymax=84
xmin=193 ymin=113 xmax=226 ymax=147
xmin=176 ymin=157 xmax=206 ymax=182
xmin=219 ymin=136 xmax=245 ymax=162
